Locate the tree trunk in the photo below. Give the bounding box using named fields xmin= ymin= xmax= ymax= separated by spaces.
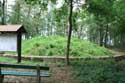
xmin=36 ymin=7 xmax=43 ymax=36
xmin=78 ymin=25 xmax=83 ymax=39
xmin=2 ymin=0 xmax=5 ymax=25
xmin=36 ymin=27 xmax=39 ymax=35
xmin=66 ymin=0 xmax=73 ymax=65
xmin=104 ymin=25 xmax=109 ymax=47
xmin=17 ymin=2 xmax=20 ymax=23
xmin=99 ymin=28 xmax=103 ymax=46
xmin=27 ymin=5 xmax=31 ymax=18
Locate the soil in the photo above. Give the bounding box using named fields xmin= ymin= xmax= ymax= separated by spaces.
xmin=3 ymin=65 xmax=77 ymax=83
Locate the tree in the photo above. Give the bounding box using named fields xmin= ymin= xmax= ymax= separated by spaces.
xmin=66 ymin=0 xmax=73 ymax=65
xmin=85 ymin=0 xmax=116 ymax=46
xmin=113 ymin=0 xmax=125 ymax=47
xmin=0 ymin=1 xmax=2 ymax=24
xmin=6 ymin=0 xmax=125 ymax=49
xmin=9 ymin=0 xmax=21 ymax=24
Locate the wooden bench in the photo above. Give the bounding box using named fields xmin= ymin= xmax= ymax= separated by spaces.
xmin=0 ymin=63 xmax=50 ymax=83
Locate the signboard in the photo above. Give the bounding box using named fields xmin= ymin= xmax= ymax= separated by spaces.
xmin=0 ymin=34 xmax=17 ymax=51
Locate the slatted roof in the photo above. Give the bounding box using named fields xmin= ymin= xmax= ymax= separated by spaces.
xmin=0 ymin=25 xmax=26 ymax=32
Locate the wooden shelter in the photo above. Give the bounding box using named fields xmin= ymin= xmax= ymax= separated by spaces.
xmin=0 ymin=25 xmax=26 ymax=63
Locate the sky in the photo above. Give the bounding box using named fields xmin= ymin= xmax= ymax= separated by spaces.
xmin=7 ymin=0 xmax=15 ymax=4
xmin=6 ymin=0 xmax=85 ymax=13
xmin=6 ymin=0 xmax=64 ymax=13
xmin=0 ymin=0 xmax=15 ymax=7
xmin=7 ymin=0 xmax=63 ymax=8
xmin=6 ymin=0 xmax=15 ymax=7
xmin=5 ymin=0 xmax=15 ymax=13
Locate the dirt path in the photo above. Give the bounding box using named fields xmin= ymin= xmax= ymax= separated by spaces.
xmin=3 ymin=65 xmax=76 ymax=83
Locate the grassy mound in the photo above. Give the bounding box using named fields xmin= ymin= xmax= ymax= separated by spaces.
xmin=22 ymin=36 xmax=113 ymax=57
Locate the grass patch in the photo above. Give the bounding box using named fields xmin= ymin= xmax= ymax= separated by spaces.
xmin=72 ymin=58 xmax=125 ymax=83
xmin=22 ymin=36 xmax=113 ymax=57
xmin=0 ymin=56 xmax=44 ymax=65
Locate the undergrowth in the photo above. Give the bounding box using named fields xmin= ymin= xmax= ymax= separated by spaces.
xmin=72 ymin=58 xmax=125 ymax=83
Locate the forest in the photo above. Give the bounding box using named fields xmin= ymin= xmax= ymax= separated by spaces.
xmin=0 ymin=0 xmax=125 ymax=83
xmin=0 ymin=0 xmax=125 ymax=47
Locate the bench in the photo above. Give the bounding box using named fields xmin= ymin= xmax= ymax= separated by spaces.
xmin=0 ymin=63 xmax=50 ymax=83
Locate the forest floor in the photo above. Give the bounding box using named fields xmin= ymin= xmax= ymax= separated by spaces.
xmin=4 ymin=65 xmax=76 ymax=83
xmin=1 ymin=48 xmax=125 ymax=83
xmin=3 ymin=56 xmax=125 ymax=83
xmin=109 ymin=47 xmax=125 ymax=55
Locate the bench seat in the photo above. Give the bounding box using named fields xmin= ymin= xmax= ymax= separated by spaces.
xmin=1 ymin=70 xmax=50 ymax=77
xmin=0 ymin=63 xmax=50 ymax=83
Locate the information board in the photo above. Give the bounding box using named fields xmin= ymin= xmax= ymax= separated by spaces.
xmin=0 ymin=34 xmax=17 ymax=51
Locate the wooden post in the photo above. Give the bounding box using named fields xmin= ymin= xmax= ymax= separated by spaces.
xmin=0 ymin=66 xmax=4 ymax=83
xmin=17 ymin=31 xmax=22 ymax=63
xmin=37 ymin=65 xmax=41 ymax=83
xmin=0 ymin=75 xmax=4 ymax=83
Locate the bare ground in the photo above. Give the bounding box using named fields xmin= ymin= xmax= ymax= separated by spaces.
xmin=3 ymin=65 xmax=77 ymax=83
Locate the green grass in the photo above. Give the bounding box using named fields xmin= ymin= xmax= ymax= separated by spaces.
xmin=72 ymin=58 xmax=125 ymax=83
xmin=22 ymin=36 xmax=113 ymax=57
xmin=0 ymin=57 xmax=44 ymax=65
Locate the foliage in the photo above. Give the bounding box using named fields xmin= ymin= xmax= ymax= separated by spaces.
xmin=2 ymin=0 xmax=123 ymax=47
xmin=72 ymin=59 xmax=125 ymax=83
xmin=22 ymin=36 xmax=113 ymax=56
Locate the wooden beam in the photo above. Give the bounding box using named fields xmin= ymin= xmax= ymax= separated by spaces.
xmin=0 ymin=63 xmax=49 ymax=70
xmin=17 ymin=31 xmax=22 ymax=63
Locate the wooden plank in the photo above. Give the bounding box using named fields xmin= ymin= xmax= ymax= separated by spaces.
xmin=1 ymin=70 xmax=50 ymax=77
xmin=0 ymin=64 xmax=49 ymax=70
